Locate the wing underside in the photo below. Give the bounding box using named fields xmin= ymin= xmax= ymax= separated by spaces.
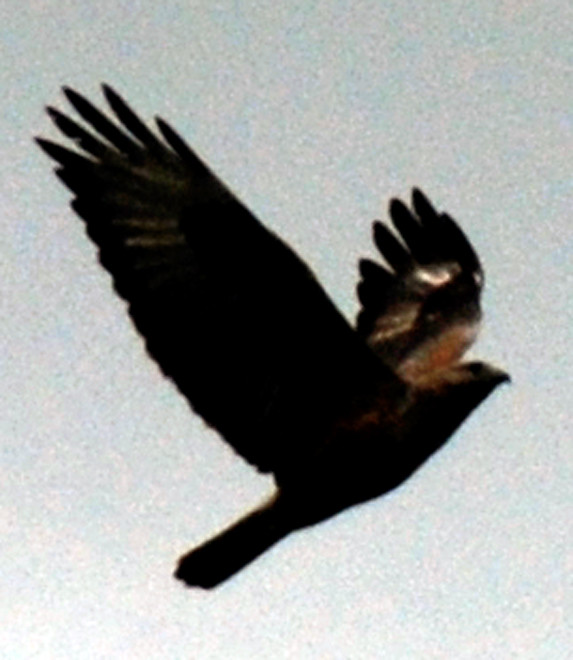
xmin=37 ymin=86 xmax=387 ymax=474
xmin=356 ymin=189 xmax=483 ymax=382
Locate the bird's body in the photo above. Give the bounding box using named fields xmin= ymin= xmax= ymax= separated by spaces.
xmin=37 ymin=86 xmax=508 ymax=588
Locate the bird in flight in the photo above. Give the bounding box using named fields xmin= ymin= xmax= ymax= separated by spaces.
xmin=37 ymin=85 xmax=509 ymax=589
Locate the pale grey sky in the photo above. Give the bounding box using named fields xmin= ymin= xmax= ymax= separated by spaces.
xmin=2 ymin=1 xmax=571 ymax=658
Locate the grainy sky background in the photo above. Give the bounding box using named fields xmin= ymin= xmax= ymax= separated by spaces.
xmin=2 ymin=1 xmax=571 ymax=658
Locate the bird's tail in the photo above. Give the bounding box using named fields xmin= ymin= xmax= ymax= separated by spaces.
xmin=174 ymin=495 xmax=290 ymax=589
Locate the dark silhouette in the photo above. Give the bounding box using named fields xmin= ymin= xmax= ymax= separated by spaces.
xmin=37 ymin=86 xmax=509 ymax=589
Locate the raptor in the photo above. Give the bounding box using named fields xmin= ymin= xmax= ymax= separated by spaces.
xmin=37 ymin=86 xmax=509 ymax=588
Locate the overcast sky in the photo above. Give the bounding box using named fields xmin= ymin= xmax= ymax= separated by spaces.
xmin=2 ymin=1 xmax=571 ymax=658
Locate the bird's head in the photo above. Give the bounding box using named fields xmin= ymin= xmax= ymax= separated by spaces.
xmin=428 ymin=359 xmax=509 ymax=410
xmin=407 ymin=360 xmax=510 ymax=451
xmin=447 ymin=360 xmax=510 ymax=396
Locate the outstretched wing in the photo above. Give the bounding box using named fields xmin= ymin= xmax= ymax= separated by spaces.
xmin=37 ymin=85 xmax=388 ymax=473
xmin=356 ymin=189 xmax=483 ymax=383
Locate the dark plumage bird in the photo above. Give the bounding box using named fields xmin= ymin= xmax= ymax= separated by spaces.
xmin=37 ymin=85 xmax=509 ymax=589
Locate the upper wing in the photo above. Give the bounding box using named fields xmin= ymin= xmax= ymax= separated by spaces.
xmin=37 ymin=85 xmax=388 ymax=473
xmin=356 ymin=189 xmax=483 ymax=383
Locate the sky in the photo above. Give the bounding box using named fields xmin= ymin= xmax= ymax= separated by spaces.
xmin=2 ymin=1 xmax=571 ymax=658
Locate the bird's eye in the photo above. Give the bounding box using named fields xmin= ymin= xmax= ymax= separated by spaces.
xmin=467 ymin=362 xmax=483 ymax=376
